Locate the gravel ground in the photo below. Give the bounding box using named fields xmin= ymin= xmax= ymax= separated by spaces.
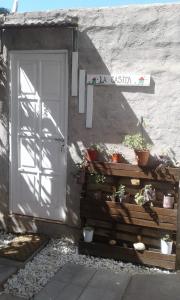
xmin=2 ymin=237 xmax=174 ymax=299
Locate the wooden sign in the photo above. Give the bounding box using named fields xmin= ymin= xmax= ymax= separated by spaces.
xmin=87 ymin=74 xmax=151 ymax=87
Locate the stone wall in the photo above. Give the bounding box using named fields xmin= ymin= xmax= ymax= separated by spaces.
xmin=0 ymin=4 xmax=180 ymax=236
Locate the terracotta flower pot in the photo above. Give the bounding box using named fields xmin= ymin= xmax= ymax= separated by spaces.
xmin=111 ymin=153 xmax=122 ymax=163
xmin=134 ymin=149 xmax=150 ymax=166
xmin=85 ymin=149 xmax=98 ymax=161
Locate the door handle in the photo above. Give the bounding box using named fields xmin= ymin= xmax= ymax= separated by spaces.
xmin=60 ymin=143 xmax=65 ymax=152
xmin=54 ymin=138 xmax=64 ymax=143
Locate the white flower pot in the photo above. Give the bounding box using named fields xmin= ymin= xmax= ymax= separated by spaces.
xmin=161 ymin=239 xmax=173 ymax=254
xmin=83 ymin=227 xmax=94 ymax=243
xmin=163 ymin=195 xmax=174 ymax=209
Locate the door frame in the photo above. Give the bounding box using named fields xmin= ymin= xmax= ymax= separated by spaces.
xmin=9 ymin=50 xmax=69 ymax=221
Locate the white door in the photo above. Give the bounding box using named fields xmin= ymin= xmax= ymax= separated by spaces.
xmin=10 ymin=51 xmax=68 ymax=221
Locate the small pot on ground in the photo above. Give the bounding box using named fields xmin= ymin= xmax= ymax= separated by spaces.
xmin=111 ymin=153 xmax=122 ymax=163
xmin=83 ymin=227 xmax=94 ymax=243
xmin=161 ymin=234 xmax=173 ymax=254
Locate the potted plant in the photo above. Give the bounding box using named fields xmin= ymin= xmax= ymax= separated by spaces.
xmin=83 ymin=226 xmax=94 ymax=243
xmin=111 ymin=152 xmax=123 ymax=163
xmin=107 ymin=147 xmax=123 ymax=163
xmin=134 ymin=191 xmax=145 ymax=206
xmin=134 ymin=184 xmax=156 ymax=206
xmin=163 ymin=193 xmax=174 ymax=209
xmin=115 ymin=184 xmax=126 ymax=203
xmin=143 ymin=184 xmax=156 ymax=203
xmin=123 ymin=134 xmax=151 ymax=166
xmin=161 ymin=234 xmax=173 ymax=254
xmin=85 ymin=144 xmax=100 ymax=162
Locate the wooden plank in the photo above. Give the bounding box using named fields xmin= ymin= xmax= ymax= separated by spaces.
xmin=87 ymin=219 xmax=113 ymax=229
xmin=81 ymin=209 xmax=176 ymax=230
xmin=87 ymin=219 xmax=176 ymax=248
xmin=79 ymin=241 xmax=176 ymax=270
xmin=87 ymin=183 xmax=116 ymax=193
xmin=107 ymin=202 xmax=177 ymax=218
xmin=94 ymin=228 xmax=161 ymax=248
xmin=79 ymin=69 xmax=86 ymax=113
xmin=86 ymin=85 xmax=93 ymax=128
xmin=83 ymin=200 xmax=177 ymax=217
xmin=71 ymin=52 xmax=78 ymax=96
xmin=82 ymin=204 xmax=176 ymax=224
xmin=87 ymin=219 xmax=175 ymax=238
xmin=87 ymin=162 xmax=180 ymax=182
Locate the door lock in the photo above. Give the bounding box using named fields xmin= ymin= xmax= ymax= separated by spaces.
xmin=55 ymin=138 xmax=64 ymax=142
xmin=60 ymin=143 xmax=65 ymax=152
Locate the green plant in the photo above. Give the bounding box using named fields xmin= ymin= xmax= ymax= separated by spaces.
xmin=123 ymin=116 xmax=152 ymax=151
xmin=88 ymin=144 xmax=101 ymax=151
xmin=115 ymin=185 xmax=125 ymax=198
xmin=144 ymin=184 xmax=152 ymax=190
xmin=162 ymin=234 xmax=172 ymax=242
xmin=90 ymin=173 xmax=106 ymax=184
xmin=134 ymin=192 xmax=145 ymax=205
xmin=123 ymin=134 xmax=151 ymax=151
xmin=107 ymin=146 xmax=121 ymax=156
xmin=135 ymin=184 xmax=155 ymax=206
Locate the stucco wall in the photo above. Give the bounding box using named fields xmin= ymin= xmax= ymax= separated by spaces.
xmin=69 ymin=4 xmax=180 ymax=156
xmin=0 ymin=4 xmax=180 ymax=237
xmin=69 ymin=4 xmax=180 ymax=232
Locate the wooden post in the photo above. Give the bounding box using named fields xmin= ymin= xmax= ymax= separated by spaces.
xmin=175 ymin=181 xmax=180 ymax=269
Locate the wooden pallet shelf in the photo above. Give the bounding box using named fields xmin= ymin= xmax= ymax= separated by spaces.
xmin=81 ymin=200 xmax=177 ymax=231
xmin=79 ymin=162 xmax=180 ymax=270
xmin=87 ymin=162 xmax=180 ymax=182
xmin=79 ymin=241 xmax=176 ymax=270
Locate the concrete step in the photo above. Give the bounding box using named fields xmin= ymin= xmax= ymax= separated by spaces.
xmin=122 ymin=273 xmax=180 ymax=300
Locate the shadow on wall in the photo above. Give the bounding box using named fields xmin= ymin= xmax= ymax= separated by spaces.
xmin=67 ymin=30 xmax=155 ymax=227
xmin=70 ymin=30 xmax=155 ymax=145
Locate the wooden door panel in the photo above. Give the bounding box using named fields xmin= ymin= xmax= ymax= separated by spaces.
xmin=10 ymin=51 xmax=68 ymax=221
